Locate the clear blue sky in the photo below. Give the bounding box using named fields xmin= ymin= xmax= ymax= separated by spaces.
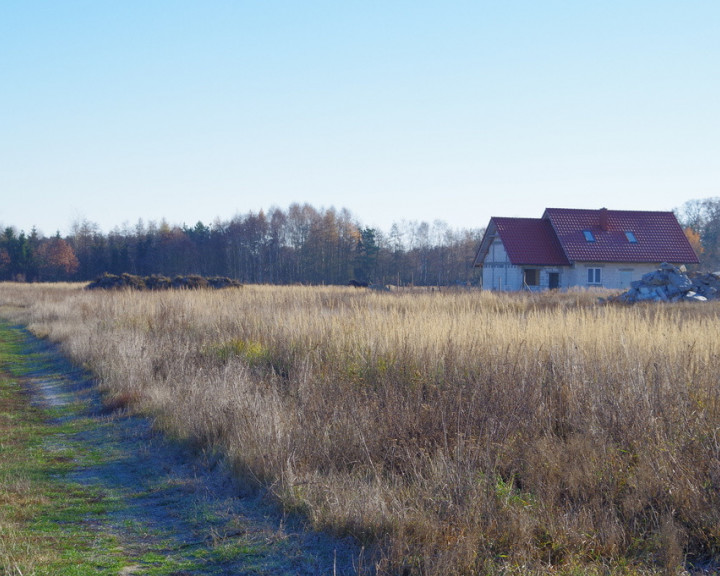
xmin=1 ymin=1 xmax=718 ymax=236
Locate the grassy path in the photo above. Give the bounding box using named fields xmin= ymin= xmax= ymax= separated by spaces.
xmin=0 ymin=322 xmax=365 ymax=575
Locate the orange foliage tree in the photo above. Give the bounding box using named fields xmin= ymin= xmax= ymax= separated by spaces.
xmin=684 ymin=227 xmax=704 ymax=257
xmin=37 ymin=235 xmax=80 ymax=281
xmin=0 ymin=247 xmax=10 ymax=277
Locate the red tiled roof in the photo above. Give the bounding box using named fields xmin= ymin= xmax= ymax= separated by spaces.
xmin=491 ymin=217 xmax=570 ymax=266
xmin=543 ymin=208 xmax=699 ymax=264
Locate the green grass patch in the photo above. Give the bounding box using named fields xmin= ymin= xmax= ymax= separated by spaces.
xmin=0 ymin=321 xmax=277 ymax=575
xmin=205 ymin=337 xmax=294 ymax=379
xmin=207 ymin=338 xmax=271 ymax=365
xmin=0 ymin=323 xmax=128 ymax=575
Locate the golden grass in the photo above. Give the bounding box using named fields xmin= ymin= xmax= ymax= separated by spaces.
xmin=2 ymin=282 xmax=720 ymax=574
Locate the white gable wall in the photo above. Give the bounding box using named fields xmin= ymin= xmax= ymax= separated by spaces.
xmin=481 ymin=239 xmax=566 ymax=291
xmin=481 ymin=239 xmax=524 ymax=290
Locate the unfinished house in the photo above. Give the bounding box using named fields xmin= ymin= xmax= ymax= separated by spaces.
xmin=474 ymin=208 xmax=699 ymax=291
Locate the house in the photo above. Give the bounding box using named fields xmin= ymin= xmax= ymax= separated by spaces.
xmin=474 ymin=208 xmax=699 ymax=291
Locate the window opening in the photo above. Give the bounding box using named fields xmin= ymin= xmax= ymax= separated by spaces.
xmin=524 ymin=269 xmax=539 ymax=286
xmin=587 ymin=268 xmax=602 ymax=285
xmin=549 ymin=272 xmax=560 ymax=289
xmin=583 ymin=230 xmax=595 ymax=242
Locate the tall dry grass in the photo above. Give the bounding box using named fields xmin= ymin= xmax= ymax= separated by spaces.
xmin=2 ymin=282 xmax=720 ymax=574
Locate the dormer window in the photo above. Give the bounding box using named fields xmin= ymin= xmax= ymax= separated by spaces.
xmin=625 ymin=231 xmax=637 ymax=243
xmin=583 ymin=230 xmax=595 ymax=242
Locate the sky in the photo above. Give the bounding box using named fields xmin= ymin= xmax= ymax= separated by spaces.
xmin=1 ymin=1 xmax=718 ymax=237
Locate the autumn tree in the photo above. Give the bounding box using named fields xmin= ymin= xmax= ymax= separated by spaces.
xmin=37 ymin=234 xmax=79 ymax=281
xmin=4 ymin=203 xmax=485 ymax=285
xmin=301 ymin=208 xmax=360 ymax=284
xmin=676 ymin=198 xmax=720 ymax=269
xmin=335 ymin=209 xmax=361 ymax=284
xmin=684 ymin=227 xmax=704 ymax=259
xmin=0 ymin=246 xmax=10 ymax=279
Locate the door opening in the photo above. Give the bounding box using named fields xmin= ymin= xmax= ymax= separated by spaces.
xmin=549 ymin=272 xmax=560 ymax=289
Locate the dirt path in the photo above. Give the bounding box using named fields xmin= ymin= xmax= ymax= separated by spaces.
xmin=13 ymin=325 xmax=369 ymax=575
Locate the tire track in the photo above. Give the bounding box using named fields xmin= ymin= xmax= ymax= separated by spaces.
xmin=16 ymin=326 xmax=369 ymax=575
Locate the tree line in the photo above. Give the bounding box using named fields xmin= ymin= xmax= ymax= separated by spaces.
xmin=676 ymin=197 xmax=720 ymax=271
xmin=0 ymin=204 xmax=484 ymax=286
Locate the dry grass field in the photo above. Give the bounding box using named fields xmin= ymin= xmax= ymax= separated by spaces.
xmin=2 ymin=282 xmax=720 ymax=575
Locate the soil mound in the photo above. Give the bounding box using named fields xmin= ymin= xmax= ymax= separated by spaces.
xmin=86 ymin=273 xmax=243 ymax=291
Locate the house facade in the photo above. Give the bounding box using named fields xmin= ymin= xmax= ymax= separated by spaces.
xmin=474 ymin=208 xmax=699 ymax=291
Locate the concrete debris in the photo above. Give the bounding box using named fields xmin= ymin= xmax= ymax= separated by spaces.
xmin=609 ymin=263 xmax=720 ymax=303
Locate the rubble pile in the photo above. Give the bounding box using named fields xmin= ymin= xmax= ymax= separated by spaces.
xmin=86 ymin=273 xmax=243 ymax=291
xmin=611 ymin=263 xmax=720 ymax=303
